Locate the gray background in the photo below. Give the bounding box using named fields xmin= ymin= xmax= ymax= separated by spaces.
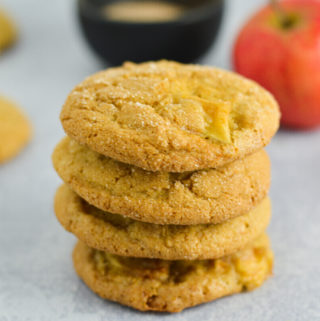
xmin=0 ymin=0 xmax=319 ymax=320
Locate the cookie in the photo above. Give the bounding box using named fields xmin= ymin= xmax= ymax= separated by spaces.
xmin=0 ymin=97 xmax=32 ymax=164
xmin=55 ymin=185 xmax=271 ymax=260
xmin=52 ymin=137 xmax=270 ymax=225
xmin=60 ymin=60 xmax=280 ymax=172
xmin=73 ymin=233 xmax=273 ymax=312
xmin=0 ymin=9 xmax=17 ymax=53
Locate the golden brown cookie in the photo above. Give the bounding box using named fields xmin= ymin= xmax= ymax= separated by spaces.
xmin=55 ymin=185 xmax=271 ymax=260
xmin=60 ymin=60 xmax=280 ymax=172
xmin=73 ymin=233 xmax=273 ymax=312
xmin=0 ymin=9 xmax=17 ymax=52
xmin=0 ymin=97 xmax=32 ymax=164
xmin=52 ymin=137 xmax=270 ymax=225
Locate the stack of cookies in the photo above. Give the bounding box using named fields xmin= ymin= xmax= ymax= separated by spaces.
xmin=52 ymin=61 xmax=280 ymax=312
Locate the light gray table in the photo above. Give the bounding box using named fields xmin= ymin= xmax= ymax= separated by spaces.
xmin=0 ymin=1 xmax=319 ymax=320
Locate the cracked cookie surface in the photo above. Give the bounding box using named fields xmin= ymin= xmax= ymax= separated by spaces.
xmin=0 ymin=97 xmax=32 ymax=163
xmin=60 ymin=61 xmax=280 ymax=172
xmin=55 ymin=185 xmax=271 ymax=260
xmin=73 ymin=233 xmax=273 ymax=312
xmin=52 ymin=137 xmax=270 ymax=225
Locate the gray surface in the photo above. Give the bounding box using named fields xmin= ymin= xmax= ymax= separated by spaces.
xmin=0 ymin=0 xmax=319 ymax=320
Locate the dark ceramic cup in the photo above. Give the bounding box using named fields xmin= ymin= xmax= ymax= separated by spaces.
xmin=77 ymin=0 xmax=225 ymax=66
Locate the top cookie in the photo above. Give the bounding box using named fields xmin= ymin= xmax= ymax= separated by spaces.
xmin=61 ymin=61 xmax=280 ymax=172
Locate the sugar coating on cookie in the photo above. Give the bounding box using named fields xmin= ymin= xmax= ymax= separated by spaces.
xmin=55 ymin=185 xmax=271 ymax=260
xmin=0 ymin=97 xmax=32 ymax=163
xmin=0 ymin=9 xmax=17 ymax=52
xmin=73 ymin=233 xmax=273 ymax=312
xmin=61 ymin=61 xmax=280 ymax=172
xmin=52 ymin=137 xmax=270 ymax=225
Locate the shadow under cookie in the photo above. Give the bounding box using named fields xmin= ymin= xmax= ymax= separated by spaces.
xmin=52 ymin=136 xmax=270 ymax=225
xmin=55 ymin=184 xmax=271 ymax=260
xmin=72 ymin=233 xmax=273 ymax=312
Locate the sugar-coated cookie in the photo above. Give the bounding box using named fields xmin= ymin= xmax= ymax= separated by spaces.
xmin=0 ymin=9 xmax=17 ymax=52
xmin=55 ymin=185 xmax=271 ymax=260
xmin=0 ymin=97 xmax=32 ymax=163
xmin=52 ymin=137 xmax=270 ymax=225
xmin=61 ymin=61 xmax=280 ymax=172
xmin=73 ymin=233 xmax=273 ymax=312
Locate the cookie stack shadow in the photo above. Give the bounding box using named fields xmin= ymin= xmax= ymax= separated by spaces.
xmin=52 ymin=61 xmax=280 ymax=312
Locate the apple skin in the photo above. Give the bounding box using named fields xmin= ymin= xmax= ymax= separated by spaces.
xmin=233 ymin=0 xmax=320 ymax=129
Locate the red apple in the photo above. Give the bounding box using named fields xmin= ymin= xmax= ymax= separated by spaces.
xmin=233 ymin=0 xmax=320 ymax=129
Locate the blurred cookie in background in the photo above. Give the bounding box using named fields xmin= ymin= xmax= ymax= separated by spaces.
xmin=0 ymin=8 xmax=17 ymax=53
xmin=0 ymin=96 xmax=32 ymax=164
